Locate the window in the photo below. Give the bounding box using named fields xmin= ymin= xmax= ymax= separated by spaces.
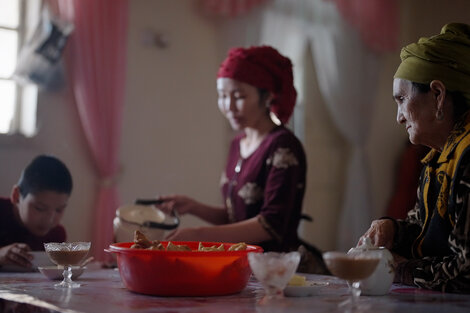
xmin=0 ymin=0 xmax=39 ymax=137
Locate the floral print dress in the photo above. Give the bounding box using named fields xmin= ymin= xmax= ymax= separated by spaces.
xmin=220 ymin=126 xmax=306 ymax=252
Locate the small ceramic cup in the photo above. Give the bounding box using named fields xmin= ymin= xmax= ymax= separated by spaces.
xmin=348 ymin=239 xmax=394 ymax=296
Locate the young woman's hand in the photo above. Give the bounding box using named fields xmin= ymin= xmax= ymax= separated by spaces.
xmin=165 ymin=227 xmax=199 ymax=242
xmin=157 ymin=195 xmax=200 ymax=216
xmin=156 ymin=195 xmax=228 ymax=225
xmin=0 ymin=243 xmax=32 ymax=268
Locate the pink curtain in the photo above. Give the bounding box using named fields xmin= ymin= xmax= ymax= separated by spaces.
xmin=200 ymin=0 xmax=269 ymax=17
xmin=51 ymin=0 xmax=128 ymax=261
xmin=199 ymin=0 xmax=399 ymax=53
xmin=328 ymin=0 xmax=399 ymax=53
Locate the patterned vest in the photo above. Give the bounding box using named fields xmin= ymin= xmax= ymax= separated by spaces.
xmin=414 ymin=116 xmax=470 ymax=258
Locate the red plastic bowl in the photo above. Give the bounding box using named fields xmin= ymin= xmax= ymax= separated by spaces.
xmin=107 ymin=241 xmax=263 ymax=296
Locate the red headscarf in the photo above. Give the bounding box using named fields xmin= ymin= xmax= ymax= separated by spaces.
xmin=217 ymin=46 xmax=297 ymax=124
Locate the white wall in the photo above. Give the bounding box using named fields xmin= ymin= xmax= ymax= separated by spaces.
xmin=0 ymin=84 xmax=95 ymax=242
xmin=296 ymin=0 xmax=470 ymax=251
xmin=1 ymin=0 xmax=470 ymax=250
xmin=120 ymin=1 xmax=226 ymax=229
xmin=368 ymin=0 xmax=470 ymax=222
xmin=0 ymin=0 xmax=226 ymax=242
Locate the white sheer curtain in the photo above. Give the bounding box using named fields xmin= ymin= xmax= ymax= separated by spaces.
xmin=308 ymin=0 xmax=379 ymax=251
xmin=259 ymin=0 xmax=381 ymax=251
xmin=259 ymin=9 xmax=307 ymax=140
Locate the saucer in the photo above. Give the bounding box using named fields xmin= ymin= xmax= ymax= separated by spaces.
xmin=284 ymin=281 xmax=329 ymax=297
xmin=38 ymin=266 xmax=86 ymax=280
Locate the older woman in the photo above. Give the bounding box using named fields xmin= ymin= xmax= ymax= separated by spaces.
xmin=158 ymin=46 xmax=309 ymax=254
xmin=360 ymin=23 xmax=470 ymax=293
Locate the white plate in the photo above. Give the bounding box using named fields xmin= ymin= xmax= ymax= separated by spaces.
xmin=284 ymin=281 xmax=329 ymax=297
xmin=1 ymin=264 xmax=35 ymax=272
xmin=31 ymin=251 xmax=55 ymax=267
xmin=0 ymin=251 xmax=54 ymax=272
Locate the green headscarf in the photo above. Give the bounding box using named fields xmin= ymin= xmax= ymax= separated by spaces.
xmin=394 ymin=23 xmax=470 ymax=105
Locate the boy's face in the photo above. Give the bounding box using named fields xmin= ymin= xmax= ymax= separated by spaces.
xmin=12 ymin=187 xmax=69 ymax=237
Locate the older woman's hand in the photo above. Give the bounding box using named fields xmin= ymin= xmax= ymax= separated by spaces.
xmin=157 ymin=194 xmax=199 ymax=216
xmin=391 ymin=253 xmax=409 ymax=283
xmin=357 ymin=219 xmax=396 ymax=250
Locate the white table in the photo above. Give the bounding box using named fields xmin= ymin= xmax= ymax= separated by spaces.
xmin=1 ymin=268 xmax=470 ymax=312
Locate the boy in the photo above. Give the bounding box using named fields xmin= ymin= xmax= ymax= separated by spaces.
xmin=0 ymin=155 xmax=72 ymax=269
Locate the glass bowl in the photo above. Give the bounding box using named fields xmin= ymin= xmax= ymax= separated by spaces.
xmin=248 ymin=251 xmax=300 ymax=299
xmin=44 ymin=242 xmax=91 ymax=266
xmin=44 ymin=242 xmax=91 ymax=288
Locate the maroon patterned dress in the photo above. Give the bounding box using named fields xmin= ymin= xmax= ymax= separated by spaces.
xmin=221 ymin=126 xmax=306 ymax=252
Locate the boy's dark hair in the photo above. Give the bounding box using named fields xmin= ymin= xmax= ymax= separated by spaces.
xmin=17 ymin=155 xmax=73 ymax=197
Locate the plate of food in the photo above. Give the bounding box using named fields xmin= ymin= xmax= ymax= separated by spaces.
xmin=284 ymin=274 xmax=329 ymax=297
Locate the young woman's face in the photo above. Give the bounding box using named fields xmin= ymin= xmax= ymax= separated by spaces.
xmin=217 ymin=78 xmax=269 ymax=131
xmin=15 ymin=189 xmax=69 ymax=237
xmin=393 ymin=78 xmax=438 ymax=147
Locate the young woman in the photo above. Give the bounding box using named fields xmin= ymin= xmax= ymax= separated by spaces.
xmin=158 ymin=46 xmax=307 ymax=253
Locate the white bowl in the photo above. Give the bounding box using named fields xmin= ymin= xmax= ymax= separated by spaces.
xmin=113 ymin=204 xmax=173 ymax=243
xmin=38 ymin=266 xmax=85 ymax=280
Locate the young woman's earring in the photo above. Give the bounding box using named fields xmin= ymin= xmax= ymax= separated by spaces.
xmin=436 ymin=110 xmax=444 ymax=120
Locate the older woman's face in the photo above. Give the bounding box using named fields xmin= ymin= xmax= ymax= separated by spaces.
xmin=217 ymin=78 xmax=267 ymax=131
xmin=393 ymin=78 xmax=438 ymax=147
